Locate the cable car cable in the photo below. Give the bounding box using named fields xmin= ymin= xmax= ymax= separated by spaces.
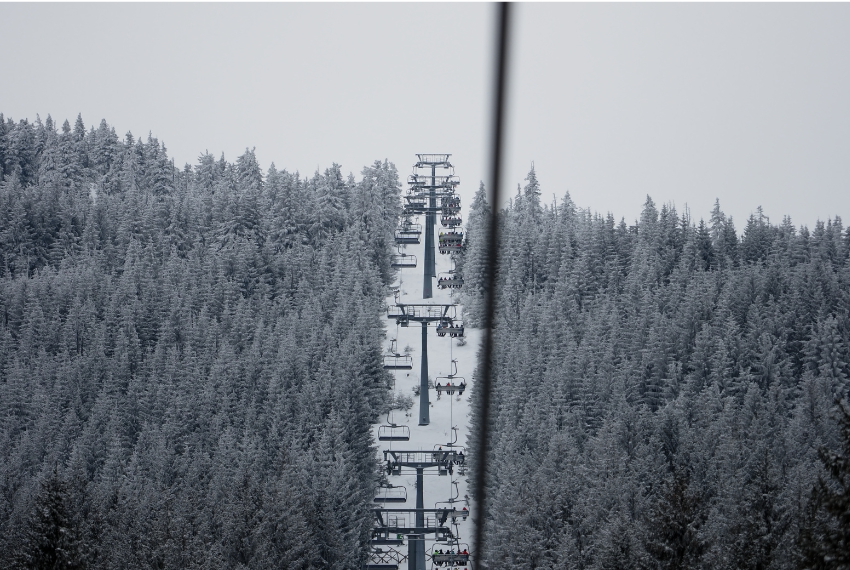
xmin=473 ymin=3 xmax=512 ymax=569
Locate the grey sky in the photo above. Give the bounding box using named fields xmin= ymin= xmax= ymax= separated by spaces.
xmin=1 ymin=3 xmax=848 ymax=230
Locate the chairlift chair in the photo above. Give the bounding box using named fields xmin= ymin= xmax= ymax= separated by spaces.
xmin=436 ymin=321 xmax=464 ymax=338
xmin=438 ymin=232 xmax=463 ymax=246
xmin=429 ymin=543 xmax=470 ymax=568
xmin=437 ymin=271 xmax=463 ymax=290
xmin=395 ymin=223 xmax=422 ymax=245
xmin=391 ymin=253 xmax=417 ymax=268
xmin=435 ymin=363 xmax=466 ymax=396
xmin=374 ymin=485 xmax=407 ymax=504
xmin=383 ymin=353 xmax=413 ymax=369
xmin=440 ymin=215 xmax=462 ymax=228
xmin=438 ymin=243 xmax=463 ymax=255
xmin=378 ymin=424 xmax=410 ymax=442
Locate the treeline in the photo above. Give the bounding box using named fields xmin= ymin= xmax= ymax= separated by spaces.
xmin=0 ymin=113 xmax=402 ymax=569
xmin=463 ymin=169 xmax=850 ymax=569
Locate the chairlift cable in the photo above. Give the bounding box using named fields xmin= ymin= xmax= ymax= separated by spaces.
xmin=473 ymin=4 xmax=512 ymax=570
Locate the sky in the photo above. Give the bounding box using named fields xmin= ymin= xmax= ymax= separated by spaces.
xmin=1 ymin=2 xmax=849 ymax=231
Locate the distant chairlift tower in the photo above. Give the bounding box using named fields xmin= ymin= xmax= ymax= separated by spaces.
xmin=387 ymin=303 xmax=464 ymax=426
xmin=404 ymin=154 xmax=460 ymax=299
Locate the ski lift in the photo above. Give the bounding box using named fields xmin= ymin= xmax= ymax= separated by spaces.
xmin=437 ymin=272 xmax=463 ymax=290
xmin=435 ymin=379 xmax=466 ymax=395
xmin=429 ymin=543 xmax=470 ymax=568
xmin=383 ymin=339 xmax=412 ymax=369
xmin=395 ymin=223 xmax=422 ymax=245
xmin=438 ymin=242 xmax=463 ymax=255
xmin=383 ymin=353 xmax=413 ymax=369
xmin=440 ymin=215 xmax=462 ymax=228
xmin=374 ymin=485 xmax=408 ymax=504
xmin=436 ymin=320 xmax=464 ymax=338
xmin=431 ymin=444 xmax=454 ymax=476
xmin=391 ymin=252 xmax=417 ymax=268
xmin=438 ymin=231 xmax=463 ymax=246
xmin=436 ymin=361 xmax=467 ymax=396
xmin=378 ymin=423 xmax=411 ymax=442
xmin=371 ymin=537 xmax=405 ymax=546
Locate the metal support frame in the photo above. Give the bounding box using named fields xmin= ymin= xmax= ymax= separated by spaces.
xmin=423 ymin=165 xmax=437 ymax=299
xmin=419 ymin=322 xmax=429 ymax=425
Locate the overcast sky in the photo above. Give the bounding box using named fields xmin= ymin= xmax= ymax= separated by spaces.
xmin=2 ymin=3 xmax=848 ymax=230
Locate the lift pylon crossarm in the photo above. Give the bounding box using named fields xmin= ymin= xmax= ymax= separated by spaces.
xmin=371 ymin=538 xmax=405 ymax=546
xmin=374 ymin=508 xmax=465 ymax=527
xmin=408 ymin=174 xmax=459 ymax=187
xmin=384 ymin=449 xmax=463 ymax=468
xmin=414 ymin=154 xmax=453 ymax=167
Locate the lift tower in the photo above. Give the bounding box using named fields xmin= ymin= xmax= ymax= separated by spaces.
xmin=367 ymin=449 xmax=467 ymax=570
xmin=403 ymin=155 xmax=459 ymax=298
xmin=387 ymin=303 xmax=463 ymax=426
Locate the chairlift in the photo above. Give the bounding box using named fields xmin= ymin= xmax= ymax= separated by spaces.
xmin=436 ymin=320 xmax=464 ymax=338
xmin=391 ymin=253 xmax=417 ymax=268
xmin=383 ymin=353 xmax=413 ymax=369
xmin=378 ymin=423 xmax=410 ymax=442
xmin=438 ymin=243 xmax=463 ymax=255
xmin=374 ymin=485 xmax=407 ymax=504
xmin=440 ymin=215 xmax=462 ymax=228
xmin=438 ymin=231 xmax=463 ymax=246
xmin=395 ymin=223 xmax=422 ymax=245
xmin=429 ymin=542 xmax=470 ymax=568
xmin=436 ymin=363 xmax=467 ymax=396
xmin=437 ymin=271 xmax=463 ymax=290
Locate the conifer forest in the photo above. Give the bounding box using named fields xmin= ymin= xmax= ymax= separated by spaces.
xmin=1 ymin=112 xmax=849 ymax=570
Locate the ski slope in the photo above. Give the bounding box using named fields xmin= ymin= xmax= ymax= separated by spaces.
xmin=373 ymin=229 xmax=478 ymax=570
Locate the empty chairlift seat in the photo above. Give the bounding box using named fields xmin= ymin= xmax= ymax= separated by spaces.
xmin=378 ymin=425 xmax=410 ymax=442
xmin=374 ymin=486 xmax=407 ymax=503
xmin=394 ymin=224 xmax=422 ymax=245
xmin=391 ymin=253 xmax=417 ymax=268
xmin=383 ymin=353 xmax=413 ymax=369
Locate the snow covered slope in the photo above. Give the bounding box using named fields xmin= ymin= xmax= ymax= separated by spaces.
xmin=373 ymin=225 xmax=478 ymax=569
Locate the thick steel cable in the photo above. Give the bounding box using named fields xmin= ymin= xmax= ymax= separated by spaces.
xmin=472 ymin=3 xmax=511 ymax=569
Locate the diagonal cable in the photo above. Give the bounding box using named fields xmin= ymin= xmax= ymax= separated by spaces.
xmin=472 ymin=3 xmax=512 ymax=569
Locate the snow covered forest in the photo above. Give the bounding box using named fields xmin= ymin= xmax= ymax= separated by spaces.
xmin=1 ymin=111 xmax=849 ymax=570
xmin=0 ymin=114 xmax=403 ymax=569
xmin=461 ymin=171 xmax=850 ymax=569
